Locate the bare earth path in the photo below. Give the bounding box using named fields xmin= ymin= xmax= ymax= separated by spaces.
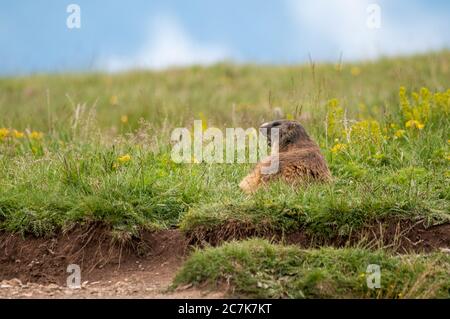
xmin=0 ymin=257 xmax=223 ymax=299
xmin=0 ymin=229 xmax=224 ymax=299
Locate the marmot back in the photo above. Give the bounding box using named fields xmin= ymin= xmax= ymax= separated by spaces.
xmin=239 ymin=120 xmax=331 ymax=193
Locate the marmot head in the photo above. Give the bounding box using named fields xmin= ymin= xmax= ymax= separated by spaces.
xmin=260 ymin=120 xmax=315 ymax=151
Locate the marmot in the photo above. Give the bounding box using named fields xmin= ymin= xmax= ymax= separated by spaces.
xmin=239 ymin=120 xmax=332 ymax=193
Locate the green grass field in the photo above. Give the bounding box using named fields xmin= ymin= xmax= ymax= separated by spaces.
xmin=1 ymin=51 xmax=449 ymax=298
xmin=174 ymin=239 xmax=450 ymax=298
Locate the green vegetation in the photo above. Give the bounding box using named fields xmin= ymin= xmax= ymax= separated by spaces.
xmin=1 ymin=52 xmax=448 ymax=237
xmin=0 ymin=51 xmax=449 ymax=298
xmin=180 ymin=166 xmax=449 ymax=240
xmin=174 ymin=239 xmax=450 ymax=298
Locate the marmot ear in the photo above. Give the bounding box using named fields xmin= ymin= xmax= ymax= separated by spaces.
xmin=286 ymin=122 xmax=296 ymax=130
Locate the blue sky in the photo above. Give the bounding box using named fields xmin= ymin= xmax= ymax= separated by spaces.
xmin=1 ymin=0 xmax=449 ymax=75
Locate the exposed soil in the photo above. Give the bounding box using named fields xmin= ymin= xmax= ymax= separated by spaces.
xmin=0 ymin=225 xmax=222 ymax=298
xmin=285 ymin=220 xmax=450 ymax=253
xmin=185 ymin=219 xmax=450 ymax=253
xmin=0 ymin=219 xmax=449 ymax=298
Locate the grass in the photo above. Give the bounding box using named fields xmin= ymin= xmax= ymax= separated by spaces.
xmin=1 ymin=51 xmax=449 ymax=132
xmin=180 ymin=167 xmax=449 ymax=241
xmin=0 ymin=52 xmax=448 ymax=237
xmin=0 ymin=147 xmax=203 ymax=235
xmin=0 ymin=51 xmax=449 ymax=298
xmin=173 ymin=239 xmax=450 ymax=299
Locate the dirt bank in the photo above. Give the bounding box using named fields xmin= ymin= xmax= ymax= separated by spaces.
xmin=1 ymin=220 xmax=449 ymax=298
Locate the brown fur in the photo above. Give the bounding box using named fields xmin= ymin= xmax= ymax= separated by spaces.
xmin=239 ymin=120 xmax=332 ymax=193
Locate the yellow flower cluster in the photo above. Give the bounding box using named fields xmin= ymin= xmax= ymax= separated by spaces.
xmin=331 ymin=143 xmax=347 ymax=153
xmin=13 ymin=130 xmax=25 ymax=138
xmin=117 ymin=154 xmax=131 ymax=164
xmin=29 ymin=131 xmax=44 ymax=139
xmin=0 ymin=128 xmax=43 ymax=141
xmin=325 ymin=99 xmax=387 ymax=155
xmin=399 ymin=86 xmax=429 ymax=123
xmin=394 ymin=129 xmax=406 ymax=139
xmin=399 ymin=86 xmax=449 ymax=125
xmin=120 ymin=115 xmax=128 ymax=124
xmin=350 ymin=66 xmax=361 ymax=76
xmin=0 ymin=128 xmax=9 ymax=140
xmin=324 ymin=87 xmax=449 ymax=156
xmin=350 ymin=120 xmax=384 ymax=146
xmin=113 ymin=154 xmax=132 ymax=169
xmin=433 ymin=89 xmax=450 ymax=115
xmin=405 ymin=119 xmax=424 ymax=130
xmin=198 ymin=112 xmax=208 ymax=131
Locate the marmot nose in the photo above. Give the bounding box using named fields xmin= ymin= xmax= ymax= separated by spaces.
xmin=260 ymin=122 xmax=270 ymax=129
xmin=259 ymin=122 xmax=271 ymax=135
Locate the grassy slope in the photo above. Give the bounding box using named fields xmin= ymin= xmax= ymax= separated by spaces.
xmin=174 ymin=239 xmax=450 ymax=298
xmin=1 ymin=51 xmax=449 ymax=132
xmin=1 ymin=53 xmax=448 ymax=238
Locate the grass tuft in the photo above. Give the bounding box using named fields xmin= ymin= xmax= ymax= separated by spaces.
xmin=173 ymin=239 xmax=450 ymax=298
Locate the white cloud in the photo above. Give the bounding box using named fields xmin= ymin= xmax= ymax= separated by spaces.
xmin=100 ymin=16 xmax=231 ymax=72
xmin=287 ymin=0 xmax=447 ymax=61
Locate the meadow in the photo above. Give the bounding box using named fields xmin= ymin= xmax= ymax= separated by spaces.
xmin=0 ymin=51 xmax=449 ymax=298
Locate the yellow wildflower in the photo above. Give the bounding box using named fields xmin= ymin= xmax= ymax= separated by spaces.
xmin=286 ymin=113 xmax=294 ymax=120
xmin=405 ymin=119 xmax=424 ymax=130
xmin=331 ymin=143 xmax=347 ymax=153
xmin=399 ymin=87 xmax=436 ymax=124
xmin=29 ymin=131 xmax=43 ymax=140
xmin=394 ymin=130 xmax=406 ymax=139
xmin=0 ymin=128 xmax=9 ymax=140
xmin=120 ymin=115 xmax=128 ymax=124
xmin=117 ymin=154 xmax=131 ymax=164
xmin=350 ymin=120 xmax=384 ymax=145
xmin=13 ymin=130 xmax=25 ymax=139
xmin=110 ymin=95 xmax=118 ymax=105
xmin=246 ymin=129 xmax=257 ymax=142
xmin=198 ymin=112 xmax=208 ymax=131
xmin=350 ymin=66 xmax=361 ymax=76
